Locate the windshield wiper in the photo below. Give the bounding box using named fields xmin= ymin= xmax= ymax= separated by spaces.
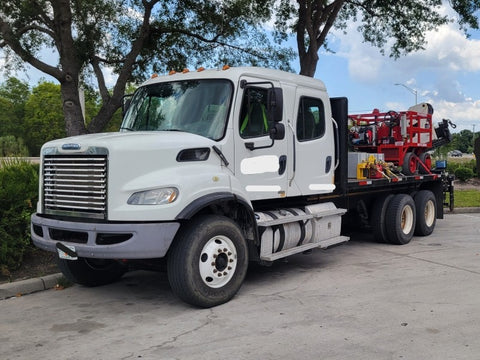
xmin=161 ymin=128 xmax=185 ymax=132
xmin=120 ymin=127 xmax=134 ymax=131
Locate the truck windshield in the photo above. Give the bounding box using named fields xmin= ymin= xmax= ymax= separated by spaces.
xmin=121 ymin=79 xmax=232 ymax=140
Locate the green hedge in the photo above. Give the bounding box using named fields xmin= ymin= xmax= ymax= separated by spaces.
xmin=447 ymin=159 xmax=477 ymax=176
xmin=0 ymin=159 xmax=39 ymax=274
xmin=454 ymin=167 xmax=475 ymax=182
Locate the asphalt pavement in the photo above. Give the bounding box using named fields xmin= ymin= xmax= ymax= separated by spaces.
xmin=1 ymin=212 xmax=480 ymax=360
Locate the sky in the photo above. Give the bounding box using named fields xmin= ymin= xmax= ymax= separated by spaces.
xmin=310 ymin=12 xmax=480 ymax=133
xmin=1 ymin=5 xmax=479 ymax=134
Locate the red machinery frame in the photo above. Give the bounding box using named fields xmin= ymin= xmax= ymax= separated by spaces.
xmin=349 ymin=109 xmax=433 ymax=175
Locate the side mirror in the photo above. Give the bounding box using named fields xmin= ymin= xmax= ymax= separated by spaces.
xmin=270 ymin=123 xmax=285 ymax=140
xmin=267 ymin=88 xmax=283 ymax=122
xmin=122 ymin=94 xmax=133 ymax=117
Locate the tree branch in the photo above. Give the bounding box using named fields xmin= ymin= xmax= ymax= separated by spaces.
xmin=0 ymin=18 xmax=63 ymax=79
xmin=315 ymin=0 xmax=346 ymax=49
xmin=91 ymin=56 xmax=110 ymax=103
xmin=17 ymin=24 xmax=56 ymax=39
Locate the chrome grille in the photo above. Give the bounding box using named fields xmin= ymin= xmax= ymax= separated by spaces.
xmin=43 ymin=155 xmax=107 ymax=219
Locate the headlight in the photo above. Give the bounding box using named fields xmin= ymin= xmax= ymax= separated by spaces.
xmin=127 ymin=187 xmax=178 ymax=205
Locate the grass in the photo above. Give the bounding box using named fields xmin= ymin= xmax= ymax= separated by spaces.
xmin=454 ymin=190 xmax=480 ymax=208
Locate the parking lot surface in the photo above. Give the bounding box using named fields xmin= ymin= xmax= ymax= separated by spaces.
xmin=1 ymin=213 xmax=480 ymax=360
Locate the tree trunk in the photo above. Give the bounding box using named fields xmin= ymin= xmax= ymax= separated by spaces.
xmin=87 ymin=99 xmax=123 ymax=134
xmin=299 ymin=48 xmax=319 ymax=77
xmin=60 ymin=74 xmax=87 ymax=136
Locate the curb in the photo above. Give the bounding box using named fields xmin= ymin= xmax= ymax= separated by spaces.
xmin=0 ymin=273 xmax=63 ymax=300
xmin=445 ymin=207 xmax=480 ymax=214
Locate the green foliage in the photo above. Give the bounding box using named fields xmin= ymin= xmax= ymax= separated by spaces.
xmin=0 ymin=136 xmax=29 ymax=156
xmin=274 ymin=1 xmax=480 ymax=76
xmin=455 ymin=190 xmax=480 ymax=208
xmin=0 ymin=77 xmax=29 ymax=139
xmin=0 ymin=159 xmax=39 ymax=273
xmin=454 ymin=167 xmax=475 ymax=182
xmin=23 ymin=81 xmax=66 ymax=156
xmin=1 ymin=0 xmax=294 ymax=135
xmin=447 ymin=158 xmax=477 ymax=175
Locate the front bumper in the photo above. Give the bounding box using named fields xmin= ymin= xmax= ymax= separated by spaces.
xmin=31 ymin=213 xmax=180 ymax=259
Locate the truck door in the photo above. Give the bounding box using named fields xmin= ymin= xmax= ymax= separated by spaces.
xmin=292 ymin=90 xmax=336 ymax=195
xmin=234 ymin=80 xmax=289 ymax=201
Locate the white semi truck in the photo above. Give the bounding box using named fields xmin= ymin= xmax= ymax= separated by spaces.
xmin=31 ymin=67 xmax=454 ymax=307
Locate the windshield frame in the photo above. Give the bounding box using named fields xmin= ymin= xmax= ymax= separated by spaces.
xmin=120 ymin=79 xmax=234 ymax=141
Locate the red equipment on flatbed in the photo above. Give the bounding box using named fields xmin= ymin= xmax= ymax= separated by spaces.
xmin=348 ymin=103 xmax=453 ymax=175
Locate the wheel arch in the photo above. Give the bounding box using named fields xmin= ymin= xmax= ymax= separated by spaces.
xmin=174 ymin=192 xmax=260 ymax=260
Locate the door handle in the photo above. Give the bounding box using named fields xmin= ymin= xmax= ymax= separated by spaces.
xmin=279 ymin=155 xmax=287 ymax=175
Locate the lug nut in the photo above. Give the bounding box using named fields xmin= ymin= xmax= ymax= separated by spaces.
xmin=223 ymin=271 xmax=227 ymax=276
xmin=228 ymin=252 xmax=232 ymax=256
xmin=213 ymin=269 xmax=217 ymax=273
xmin=228 ymin=266 xmax=232 ymax=270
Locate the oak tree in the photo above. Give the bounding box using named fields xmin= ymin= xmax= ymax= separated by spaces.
xmin=274 ymin=0 xmax=480 ymax=77
xmin=1 ymin=0 xmax=292 ymax=136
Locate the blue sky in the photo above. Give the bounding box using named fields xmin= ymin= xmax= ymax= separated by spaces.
xmin=309 ymin=14 xmax=480 ymax=133
xmin=1 ymin=5 xmax=479 ymax=134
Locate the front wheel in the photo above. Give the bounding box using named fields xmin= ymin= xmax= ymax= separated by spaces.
xmin=56 ymin=257 xmax=126 ymax=287
xmin=167 ymin=215 xmax=249 ymax=308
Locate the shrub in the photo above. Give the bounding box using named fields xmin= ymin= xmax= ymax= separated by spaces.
xmin=0 ymin=159 xmax=39 ymax=274
xmin=0 ymin=136 xmax=29 ymax=156
xmin=454 ymin=167 xmax=474 ymax=182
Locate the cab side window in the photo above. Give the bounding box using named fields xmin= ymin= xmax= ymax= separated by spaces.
xmin=239 ymin=87 xmax=269 ymax=138
xmin=296 ymin=97 xmax=325 ymax=141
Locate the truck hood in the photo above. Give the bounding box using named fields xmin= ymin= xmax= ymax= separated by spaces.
xmin=41 ymin=131 xmax=216 ymax=154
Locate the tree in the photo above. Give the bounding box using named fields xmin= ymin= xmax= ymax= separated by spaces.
xmin=23 ymin=81 xmax=65 ymax=156
xmin=1 ymin=0 xmax=293 ymax=136
xmin=0 ymin=77 xmax=30 ymax=139
xmin=274 ymin=1 xmax=480 ymax=77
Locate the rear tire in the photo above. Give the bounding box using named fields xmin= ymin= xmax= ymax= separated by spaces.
xmin=370 ymin=194 xmax=394 ymax=242
xmin=57 ymin=257 xmax=126 ymax=287
xmin=167 ymin=215 xmax=248 ymax=308
xmin=385 ymin=194 xmax=416 ymax=245
xmin=414 ymin=190 xmax=436 ymax=236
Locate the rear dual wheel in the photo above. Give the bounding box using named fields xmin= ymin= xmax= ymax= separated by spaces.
xmin=385 ymin=194 xmax=417 ymax=245
xmin=414 ymin=190 xmax=437 ymax=236
xmin=371 ymin=191 xmax=437 ymax=245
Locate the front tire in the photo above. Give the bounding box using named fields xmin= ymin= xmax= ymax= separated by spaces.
xmin=385 ymin=194 xmax=416 ymax=245
xmin=167 ymin=215 xmax=249 ymax=308
xmin=56 ymin=257 xmax=126 ymax=287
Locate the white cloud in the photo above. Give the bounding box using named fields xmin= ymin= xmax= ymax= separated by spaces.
xmin=334 ymin=21 xmax=480 ymax=81
xmin=328 ymin=10 xmax=480 ymax=133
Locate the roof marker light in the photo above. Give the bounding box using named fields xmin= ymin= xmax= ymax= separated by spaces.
xmin=169 ymin=70 xmax=176 ymax=75
xmin=151 ymin=73 xmax=158 ymax=79
xmin=197 ymin=67 xmax=205 ymax=72
xmin=222 ymin=65 xmax=230 ymax=70
xmin=182 ymin=68 xmax=189 ymax=73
